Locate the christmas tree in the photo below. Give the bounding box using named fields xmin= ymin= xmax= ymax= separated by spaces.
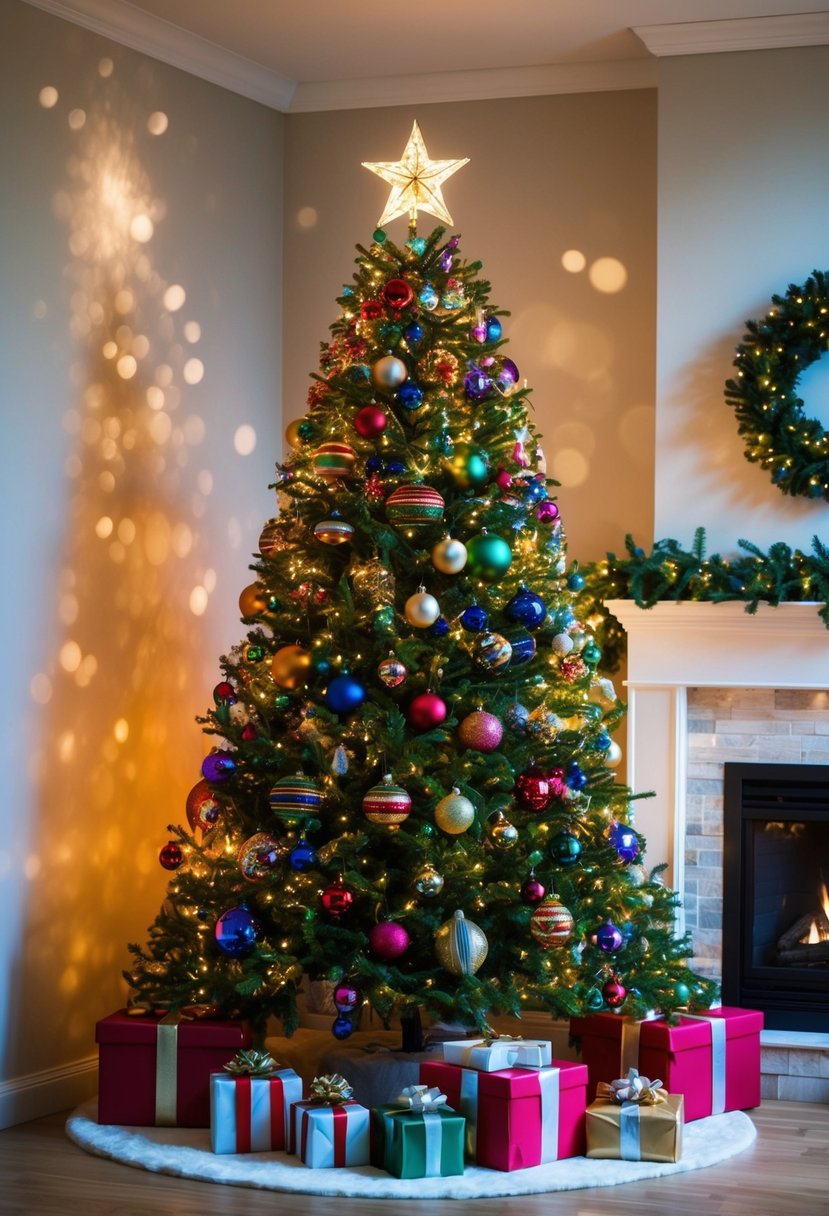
xmin=126 ymin=123 xmax=717 ymax=1039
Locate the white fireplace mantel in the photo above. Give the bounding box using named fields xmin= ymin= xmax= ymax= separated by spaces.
xmin=604 ymin=600 xmax=829 ymax=933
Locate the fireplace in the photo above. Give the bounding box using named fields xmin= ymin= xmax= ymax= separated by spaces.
xmin=722 ymin=762 xmax=829 ymax=1030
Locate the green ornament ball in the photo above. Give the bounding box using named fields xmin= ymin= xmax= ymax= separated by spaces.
xmin=274 ymin=694 xmax=291 ymax=711
xmin=373 ymin=228 xmax=387 ymax=244
xmin=297 ymin=420 xmax=315 ymax=440
xmin=586 ymin=987 xmax=605 ymax=1011
xmin=674 ymin=981 xmax=691 ymax=1005
xmin=582 ymin=641 xmax=602 ymax=666
xmin=466 ymin=531 xmax=512 ymax=581
xmin=372 ymin=604 xmax=396 ymax=635
xmin=266 ymin=595 xmax=281 ymax=613
xmin=245 ymin=644 xmax=265 ymax=663
xmin=448 ymin=443 xmax=489 ymax=488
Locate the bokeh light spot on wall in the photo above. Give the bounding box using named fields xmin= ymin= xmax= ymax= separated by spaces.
xmin=561 ymin=249 xmax=587 ymax=273
xmin=183 ymin=321 xmax=201 ymax=343
xmin=130 ymin=214 xmax=154 ymax=243
xmin=59 ymin=966 xmax=80 ymax=996
xmin=58 ymin=730 xmax=75 ymax=763
xmin=39 ymin=85 xmax=59 ymax=108
xmin=146 ymin=385 xmax=165 ymax=410
xmin=144 ymin=511 xmax=172 ymax=565
xmin=147 ymin=111 xmax=169 ymax=136
xmin=102 ymin=340 xmax=117 ymax=359
xmin=59 ymin=640 xmax=82 ymax=672
xmin=234 ymin=424 xmax=257 ymax=455
xmin=203 ymin=567 xmax=217 ymax=593
xmin=190 ymin=585 xmax=208 ymax=615
xmin=116 ymin=354 xmax=137 ymax=379
xmin=172 ymin=522 xmax=193 ymax=557
xmin=197 ymin=469 xmax=213 ymax=495
xmin=150 ymin=411 xmax=173 ymax=445
xmin=24 ymin=855 xmax=42 ymax=881
xmin=95 ymin=515 xmax=113 ymax=539
xmin=155 ymin=362 xmax=173 ymax=386
xmin=30 ymin=673 xmax=53 ymax=704
xmin=59 ymin=593 xmax=79 ymax=625
xmin=163 ymin=285 xmax=186 ymax=311
xmin=551 ymin=447 xmax=590 ymax=488
xmin=297 ymin=206 xmax=318 ymax=230
xmin=114 ymin=288 xmax=133 ymax=314
xmin=117 ymin=517 xmax=136 ymax=545
xmin=589 ymin=256 xmax=628 ymax=294
xmin=68 ymin=108 xmax=86 ymax=131
xmin=551 ymin=420 xmax=597 ymax=460
xmin=114 ymin=718 xmax=129 ymax=743
xmin=99 ymin=470 xmax=115 ymax=492
xmin=76 ymin=654 xmax=98 ymax=687
xmin=183 ymin=357 xmax=204 ymax=385
xmin=98 ymin=57 xmax=114 ymax=77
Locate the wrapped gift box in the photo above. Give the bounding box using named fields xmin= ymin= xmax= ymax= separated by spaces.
xmin=571 ymin=1006 xmax=762 ymax=1123
xmin=290 ymin=1099 xmax=370 ymax=1167
xmin=440 ymin=1037 xmax=552 ymax=1072
xmin=96 ymin=1009 xmax=251 ymax=1127
xmin=586 ymin=1092 xmax=683 ymax=1162
xmin=371 ymin=1103 xmax=465 ymax=1178
xmin=420 ymin=1058 xmax=588 ymax=1171
xmin=210 ymin=1066 xmax=302 ymax=1154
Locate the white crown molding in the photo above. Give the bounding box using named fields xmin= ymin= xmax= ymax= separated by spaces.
xmin=0 ymin=1054 xmax=98 ymax=1130
xmin=288 ymin=58 xmax=657 ymax=113
xmin=634 ymin=12 xmax=829 ymax=57
xmin=19 ymin=0 xmax=296 ymax=110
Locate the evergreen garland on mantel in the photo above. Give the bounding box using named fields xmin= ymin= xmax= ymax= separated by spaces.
xmin=579 ymin=528 xmax=829 ymax=672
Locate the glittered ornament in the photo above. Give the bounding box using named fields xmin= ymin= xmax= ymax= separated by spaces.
xmin=186 ymin=779 xmax=222 ymax=832
xmin=320 ymin=876 xmax=354 ymax=919
xmin=603 ymin=977 xmax=627 ymax=1007
xmin=460 ymin=604 xmax=488 ymax=632
xmin=372 ymin=354 xmax=408 ymax=390
xmin=552 ymin=632 xmax=575 ymax=656
xmin=404 ymin=588 xmax=440 ymax=628
xmin=325 ymin=674 xmax=366 ymax=714
xmin=271 ymin=645 xmax=312 ymax=690
xmin=472 ymin=631 xmax=512 ymax=672
xmin=457 ymin=709 xmax=503 ymax=752
xmin=383 ymin=278 xmax=414 ymax=310
xmin=435 ymin=787 xmax=475 ymax=835
xmin=515 ymin=765 xmax=551 ymax=813
xmin=466 ymin=531 xmax=512 ymax=581
xmin=313 ymin=441 xmax=357 ymax=480
xmin=314 ymin=515 xmax=354 ymax=545
xmin=419 ymin=347 xmax=459 ymax=386
xmin=201 ymin=751 xmax=236 ymax=783
xmin=596 ymin=921 xmax=624 ymax=952
xmin=385 ymin=484 xmax=445 ymax=526
xmin=289 ymin=838 xmax=318 ymax=871
xmin=487 ymin=811 xmax=518 ymax=850
xmin=331 ymin=1015 xmax=354 ymax=1040
xmin=505 ymin=702 xmax=530 ymax=733
xmin=609 ymin=820 xmax=640 ymax=863
xmin=362 ymin=773 xmax=412 ymax=829
xmin=214 ymin=905 xmax=259 ymax=957
xmin=504 ymin=587 xmax=547 ymax=630
xmin=368 ymin=920 xmax=410 ymax=961
xmin=239 ymin=582 xmax=267 ymax=618
xmin=159 ymin=841 xmax=184 ymax=870
xmin=377 ymin=653 xmax=407 ymax=688
xmin=551 ymin=830 xmax=582 ymax=866
xmin=269 ymin=774 xmax=322 ymax=818
xmin=396 ymin=381 xmax=424 ymax=410
xmin=419 ymin=283 xmax=439 ymax=311
xmin=435 ymin=910 xmax=488 ymax=976
xmin=521 ymin=872 xmax=547 ymax=906
xmin=238 ymin=833 xmax=284 ymax=882
xmin=353 ymin=404 xmax=388 ymax=438
xmin=448 ymin=443 xmax=490 ymax=488
xmin=530 ymin=897 xmax=574 ymax=948
xmin=432 ymin=536 xmax=468 ymax=575
xmin=413 ymin=863 xmax=444 ymax=898
xmin=408 ymin=691 xmax=448 ymax=731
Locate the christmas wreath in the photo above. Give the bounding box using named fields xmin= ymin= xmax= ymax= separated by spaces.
xmin=725 ymin=270 xmax=829 ymax=500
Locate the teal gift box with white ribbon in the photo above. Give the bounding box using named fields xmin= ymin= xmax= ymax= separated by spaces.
xmin=371 ymin=1086 xmax=465 ymax=1179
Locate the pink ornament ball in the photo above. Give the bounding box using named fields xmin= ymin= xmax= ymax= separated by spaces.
xmin=408 ymin=692 xmax=448 ymax=731
xmin=536 ymin=500 xmax=559 ymax=523
xmin=458 ymin=709 xmax=503 ymax=753
xmin=368 ymin=920 xmax=410 ymax=961
xmin=353 ymin=405 xmax=388 ymax=438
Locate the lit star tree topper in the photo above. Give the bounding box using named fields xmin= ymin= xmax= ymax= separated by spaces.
xmin=362 ymin=120 xmax=469 ymax=232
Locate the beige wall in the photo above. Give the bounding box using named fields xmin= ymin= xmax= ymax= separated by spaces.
xmin=283 ymin=93 xmax=657 ymax=565
xmin=0 ymin=1 xmax=283 ymax=1114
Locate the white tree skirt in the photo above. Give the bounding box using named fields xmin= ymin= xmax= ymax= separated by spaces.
xmin=65 ymin=1099 xmax=756 ymax=1199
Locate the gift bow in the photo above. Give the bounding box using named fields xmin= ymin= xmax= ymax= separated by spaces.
xmin=481 ymin=1030 xmax=523 ymax=1045
xmin=222 ymin=1048 xmax=278 ymax=1077
xmin=598 ymin=1068 xmax=666 ymax=1106
xmin=395 ymin=1084 xmax=447 ymax=1112
xmin=309 ymin=1073 xmax=354 ymax=1105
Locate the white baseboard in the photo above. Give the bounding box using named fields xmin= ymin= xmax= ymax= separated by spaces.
xmin=0 ymin=1055 xmax=98 ymax=1130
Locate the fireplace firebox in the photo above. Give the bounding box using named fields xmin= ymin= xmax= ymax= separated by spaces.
xmin=722 ymin=762 xmax=829 ymax=1030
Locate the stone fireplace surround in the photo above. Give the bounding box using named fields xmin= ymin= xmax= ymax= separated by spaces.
xmin=607 ymin=600 xmax=829 ymax=1101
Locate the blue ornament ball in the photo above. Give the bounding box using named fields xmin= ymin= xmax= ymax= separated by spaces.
xmin=485 ymin=315 xmax=502 ymax=342
xmin=404 ymin=321 xmax=424 ymax=345
xmin=567 ymin=572 xmax=586 ymax=591
xmin=419 ymin=283 xmax=439 ymax=311
xmin=214 ymin=905 xmax=259 ymax=957
xmin=609 ymin=820 xmax=641 ymax=863
xmin=384 ymin=459 xmax=407 ymax=477
xmin=325 ymin=674 xmax=366 ymax=714
xmin=596 ymin=921 xmax=624 ymax=952
xmin=504 ymin=587 xmax=547 ymax=630
xmin=505 ymin=702 xmax=530 ymax=733
xmin=595 ymin=729 xmax=612 ymax=751
xmin=289 ymin=838 xmax=318 ymax=871
xmin=504 ymin=628 xmax=536 ymax=666
xmin=522 ymin=478 xmax=548 ymax=504
xmin=428 ymin=615 xmax=450 ymax=638
xmin=551 ymin=830 xmax=582 ymax=866
xmin=397 ymin=381 xmax=424 ymax=410
xmin=566 ymin=761 xmax=588 ymax=791
xmin=331 ymin=1014 xmax=354 ymax=1040
xmin=365 ymin=455 xmax=384 ymax=473
xmin=464 ymin=368 xmax=492 ymax=401
xmin=621 ymin=920 xmax=637 ymax=943
xmin=407 ymin=237 xmax=427 ymax=256
xmin=460 ymin=604 xmax=489 ymax=632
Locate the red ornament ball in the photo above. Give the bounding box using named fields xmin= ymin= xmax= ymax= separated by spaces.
xmin=368 ymin=920 xmax=411 ymax=961
xmin=360 ymin=299 xmax=384 ymax=321
xmin=185 ymin=779 xmax=222 ymax=833
xmin=320 ymin=877 xmax=354 ymax=920
xmin=520 ymin=875 xmax=547 ymax=906
xmin=213 ymin=680 xmax=237 ymax=706
xmin=383 ymin=278 xmax=414 ymax=310
xmin=408 ymin=692 xmax=448 ymax=731
xmin=603 ymin=978 xmax=627 ymax=1007
xmin=515 ymin=765 xmax=552 ymax=813
xmin=354 ymin=405 xmax=388 ymax=438
xmin=159 ymin=841 xmax=184 ymax=870
xmin=457 ymin=710 xmax=503 ymax=753
xmin=547 ymin=767 xmax=568 ymax=800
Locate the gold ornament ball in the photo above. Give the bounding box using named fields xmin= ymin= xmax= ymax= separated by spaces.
xmin=404 ymin=589 xmax=440 ymax=628
xmin=285 ymin=418 xmax=304 ymax=447
xmin=432 ymin=536 xmax=468 ymax=575
xmin=487 ymin=811 xmax=518 ymax=850
xmin=413 ymin=863 xmax=444 ymax=898
xmin=372 ymin=354 xmax=408 ymax=390
xmin=435 ymin=788 xmax=475 ymax=835
xmin=239 ymin=582 xmax=267 ymax=618
xmin=434 ymin=910 xmax=488 ymax=976
xmin=271 ymin=644 xmax=312 ymax=690
xmin=530 ymin=896 xmax=575 ymax=948
xmin=605 ymin=740 xmax=623 ymax=768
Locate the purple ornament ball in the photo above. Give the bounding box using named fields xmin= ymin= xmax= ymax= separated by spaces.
xmin=520 ymin=875 xmax=547 ymax=906
xmin=596 ymin=920 xmax=624 ymax=952
xmin=464 ymin=368 xmax=492 ymax=401
xmin=333 ymin=982 xmax=360 ymax=1012
xmin=368 ymin=920 xmax=410 ymax=961
xmin=201 ymin=751 xmax=237 ymax=782
xmin=536 ymin=501 xmax=559 ymax=523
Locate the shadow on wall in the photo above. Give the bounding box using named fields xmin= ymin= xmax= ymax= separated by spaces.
xmin=7 ymin=60 xmax=217 ymax=1076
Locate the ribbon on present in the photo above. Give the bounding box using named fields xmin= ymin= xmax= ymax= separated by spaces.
xmin=308 ymin=1073 xmax=354 ymax=1104
xmin=212 ymin=1067 xmax=301 ymax=1153
xmin=597 ymin=1068 xmax=666 ymax=1107
xmin=620 ymin=1011 xmax=726 ymax=1117
xmin=222 ymin=1048 xmax=279 ymax=1077
xmin=393 ymin=1085 xmax=447 ymax=1112
xmin=298 ymin=1102 xmax=364 ymax=1167
xmin=441 ymin=1036 xmax=552 ymax=1071
xmin=155 ymin=1010 xmax=194 ymax=1126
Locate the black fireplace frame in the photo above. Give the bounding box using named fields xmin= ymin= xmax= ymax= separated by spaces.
xmin=722 ymin=761 xmax=829 ymax=1031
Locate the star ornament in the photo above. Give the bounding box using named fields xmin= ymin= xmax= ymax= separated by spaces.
xmin=362 ymin=121 xmax=469 ymax=228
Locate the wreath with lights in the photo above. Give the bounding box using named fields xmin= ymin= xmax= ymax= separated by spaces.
xmin=725 ymin=270 xmax=829 ymax=500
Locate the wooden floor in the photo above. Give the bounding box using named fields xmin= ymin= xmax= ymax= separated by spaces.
xmin=0 ymin=1102 xmax=827 ymax=1216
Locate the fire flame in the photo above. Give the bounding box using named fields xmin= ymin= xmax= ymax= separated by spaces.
xmin=801 ymin=882 xmax=829 ymax=945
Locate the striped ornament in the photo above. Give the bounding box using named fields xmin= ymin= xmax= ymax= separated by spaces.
xmin=385 ymin=485 xmax=445 ymax=526
xmin=529 ymin=896 xmax=575 ymax=948
xmin=269 ymin=774 xmax=322 ymax=817
xmin=434 ymin=910 xmax=488 ymax=976
xmin=362 ymin=775 xmax=412 ymax=829
xmin=258 ymin=519 xmax=282 ymax=557
xmin=313 ymin=517 xmax=354 ymax=545
xmin=313 ymin=442 xmax=357 ymax=480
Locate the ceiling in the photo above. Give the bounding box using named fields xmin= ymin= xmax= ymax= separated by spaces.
xmin=23 ymin=0 xmax=829 ymax=110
